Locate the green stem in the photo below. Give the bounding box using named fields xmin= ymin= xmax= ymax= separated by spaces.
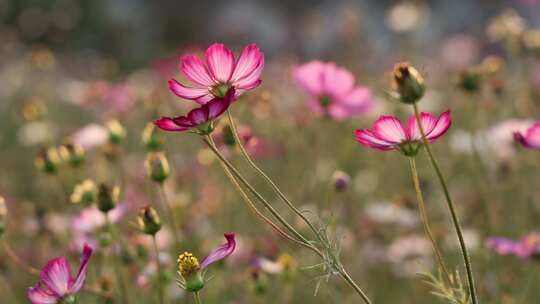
xmin=337 ymin=266 xmax=372 ymax=304
xmin=412 ymin=103 xmax=478 ymax=304
xmin=194 ymin=291 xmax=202 ymax=304
xmin=105 ymin=216 xmax=129 ymax=304
xmin=408 ymin=157 xmax=452 ymax=283
xmin=152 ymin=236 xmax=165 ymax=304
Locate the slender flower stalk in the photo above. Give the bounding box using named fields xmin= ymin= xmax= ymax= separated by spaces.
xmin=104 ymin=216 xmax=129 ymax=304
xmin=152 ymin=236 xmax=165 ymax=304
xmin=412 ymin=103 xmax=478 ymax=304
xmin=408 ymin=157 xmax=452 ymax=283
xmin=157 ymin=183 xmax=180 ymax=245
xmin=194 ymin=291 xmax=202 ymax=304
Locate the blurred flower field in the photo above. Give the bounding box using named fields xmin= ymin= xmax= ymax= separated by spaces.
xmin=1 ymin=1 xmax=540 ymax=303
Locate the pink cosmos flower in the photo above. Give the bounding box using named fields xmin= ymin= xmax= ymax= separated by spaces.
xmin=294 ymin=61 xmax=373 ymax=120
xmin=354 ymin=111 xmax=451 ymax=156
xmin=169 ymin=43 xmax=264 ymax=104
xmin=27 ymin=244 xmax=93 ymax=304
xmin=487 ymin=233 xmax=540 ymax=258
xmin=155 ymin=89 xmax=234 ymax=134
xmin=514 ymin=122 xmax=540 ymax=149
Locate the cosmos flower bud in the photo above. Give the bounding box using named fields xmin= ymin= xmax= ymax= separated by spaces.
xmin=178 ymin=252 xmax=204 ymax=292
xmin=97 ymin=183 xmax=120 ymax=213
xmin=70 ymin=179 xmax=98 ymax=205
xmin=392 ymin=62 xmax=425 ymax=104
xmin=0 ymin=196 xmax=6 ymax=237
xmin=106 ymin=120 xmax=126 ymax=145
xmin=35 ymin=147 xmax=61 ymax=174
xmin=332 ymin=170 xmax=350 ymax=191
xmin=142 ymin=122 xmax=164 ymax=151
xmin=137 ymin=206 xmax=162 ymax=236
xmin=457 ymin=68 xmax=482 ymax=93
xmin=59 ymin=141 xmax=85 ymax=167
xmin=145 ymin=152 xmax=170 ymax=183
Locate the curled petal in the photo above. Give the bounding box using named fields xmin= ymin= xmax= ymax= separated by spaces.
xmin=293 ymin=61 xmax=324 ymax=96
xmin=40 ymin=257 xmax=73 ymax=297
xmin=354 ymin=129 xmax=395 ymax=151
xmin=168 ymin=79 xmax=210 ymax=104
xmin=372 ymin=116 xmax=408 ymax=143
xmin=200 ymin=232 xmax=237 ymax=269
xmin=205 ymin=43 xmax=235 ymax=83
xmin=321 ymin=63 xmax=355 ymax=98
xmin=70 ymin=244 xmax=93 ymax=293
xmin=154 ymin=117 xmax=188 ymax=132
xmin=230 ymin=43 xmax=264 ymax=84
xmin=207 ymin=92 xmax=233 ymax=120
xmin=187 ymin=107 xmax=209 ymax=125
xmin=426 ymin=111 xmax=452 ymax=141
xmin=27 ymin=284 xmax=59 ymax=304
xmin=181 ymin=55 xmax=215 ymax=87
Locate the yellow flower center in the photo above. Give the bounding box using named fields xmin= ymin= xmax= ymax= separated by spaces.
xmin=178 ymin=252 xmax=200 ymax=277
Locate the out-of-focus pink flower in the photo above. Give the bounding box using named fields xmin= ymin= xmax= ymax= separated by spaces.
xmin=71 ymin=124 xmax=108 ymax=150
xmin=155 ymin=90 xmax=234 ymax=134
xmin=200 ymin=232 xmax=237 ymax=269
xmin=484 ymin=119 xmax=535 ymax=160
xmin=354 ymin=111 xmax=451 ymax=155
xmin=514 ymin=122 xmax=540 ymax=149
xmin=294 ymin=61 xmax=373 ymax=120
xmin=169 ymin=43 xmax=264 ymax=104
xmin=487 ymin=233 xmax=540 ymax=258
xmin=103 ymin=84 xmax=133 ymax=114
xmin=27 ymin=244 xmax=93 ymax=304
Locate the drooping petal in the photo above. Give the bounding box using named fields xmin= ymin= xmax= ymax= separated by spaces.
xmin=200 ymin=232 xmax=237 ymax=269
xmin=154 ymin=117 xmax=189 ymax=132
xmin=293 ymin=61 xmax=324 ymax=96
xmin=40 ymin=257 xmax=73 ymax=297
xmin=372 ymin=116 xmax=408 ymax=143
xmin=168 ymin=79 xmax=210 ymax=104
xmin=181 ymin=55 xmax=215 ymax=87
xmin=321 ymin=63 xmax=355 ymax=98
xmin=207 ymin=91 xmax=234 ymax=120
xmin=406 ymin=112 xmax=438 ymax=140
xmin=354 ymin=129 xmax=395 ymax=151
xmin=205 ymin=43 xmax=235 ymax=83
xmin=187 ymin=106 xmax=209 ymax=125
xmin=230 ymin=43 xmax=264 ymax=84
xmin=172 ymin=116 xmax=194 ymax=127
xmin=27 ymin=284 xmax=59 ymax=304
xmin=69 ymin=244 xmax=93 ymax=293
xmin=426 ymin=111 xmax=452 ymax=141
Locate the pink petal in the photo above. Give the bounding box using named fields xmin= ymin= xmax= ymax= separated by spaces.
xmin=426 ymin=111 xmax=452 ymax=141
xmin=27 ymin=284 xmax=59 ymax=304
xmin=321 ymin=63 xmax=355 ymax=98
xmin=168 ymin=79 xmax=210 ymax=104
xmin=40 ymin=257 xmax=73 ymax=297
xmin=154 ymin=117 xmax=188 ymax=132
xmin=336 ymin=86 xmax=373 ymax=115
xmin=187 ymin=106 xmax=209 ymax=125
xmin=407 ymin=112 xmax=438 ymax=140
xmin=200 ymin=232 xmax=237 ymax=269
xmin=354 ymin=129 xmax=395 ymax=151
xmin=181 ymin=55 xmax=215 ymax=87
xmin=327 ymin=104 xmax=349 ymax=120
xmin=306 ymin=97 xmax=325 ymax=115
xmin=172 ymin=116 xmax=194 ymax=127
xmin=524 ymin=122 xmax=540 ymax=148
xmin=293 ymin=61 xmax=324 ymax=96
xmin=69 ymin=244 xmax=93 ymax=293
xmin=205 ymin=43 xmax=235 ymax=83
xmin=372 ymin=116 xmax=408 ymax=143
xmin=207 ymin=92 xmax=233 ymax=120
xmin=230 ymin=43 xmax=264 ymax=84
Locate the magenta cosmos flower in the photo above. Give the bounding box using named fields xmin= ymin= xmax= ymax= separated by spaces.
xmin=177 ymin=233 xmax=236 ymax=292
xmin=169 ymin=43 xmax=264 ymax=104
xmin=155 ymin=89 xmax=234 ymax=134
xmin=354 ymin=111 xmax=451 ymax=156
xmin=487 ymin=233 xmax=540 ymax=258
xmin=294 ymin=61 xmax=373 ymax=120
xmin=514 ymin=121 xmax=540 ymax=149
xmin=27 ymin=244 xmax=93 ymax=304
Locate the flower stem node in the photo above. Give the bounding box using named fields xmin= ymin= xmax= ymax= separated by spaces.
xmin=398 ymin=142 xmax=421 ymax=157
xmin=145 ymin=152 xmax=170 ymax=183
xmin=392 ymin=62 xmax=425 ymax=104
xmin=137 ymin=206 xmax=162 ymax=236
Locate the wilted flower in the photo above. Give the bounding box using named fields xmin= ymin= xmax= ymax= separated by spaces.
xmin=70 ymin=179 xmax=98 ymax=205
xmin=35 ymin=147 xmax=61 ymax=174
xmin=106 ymin=120 xmax=126 ymax=145
xmin=177 ymin=233 xmax=236 ymax=292
xmin=392 ymin=62 xmax=425 ymax=104
xmin=142 ymin=122 xmax=164 ymax=151
xmin=138 ymin=206 xmax=162 ymax=236
xmin=354 ymin=111 xmax=451 ymax=156
xmin=144 ymin=152 xmax=170 ymax=183
xmin=27 ymin=244 xmax=93 ymax=304
xmin=58 ymin=142 xmax=85 ymax=167
xmin=487 ymin=233 xmax=540 ymax=258
xmin=294 ymin=61 xmax=373 ymax=120
xmin=97 ymin=183 xmax=120 ymax=213
xmin=514 ymin=122 xmax=540 ymax=149
xmin=155 ymin=89 xmax=234 ymax=135
xmin=169 ymin=43 xmax=264 ymax=103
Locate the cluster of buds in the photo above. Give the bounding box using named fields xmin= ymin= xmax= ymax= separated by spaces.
xmin=97 ymin=183 xmax=120 ymax=213
xmin=391 ymin=62 xmax=425 ymax=104
xmin=35 ymin=147 xmax=61 ymax=174
xmin=142 ymin=122 xmax=164 ymax=151
xmin=0 ymin=196 xmax=6 ymax=237
xmin=70 ymin=179 xmax=98 ymax=205
xmin=137 ymin=206 xmax=162 ymax=236
xmin=144 ymin=152 xmax=170 ymax=183
xmin=59 ymin=141 xmax=85 ymax=167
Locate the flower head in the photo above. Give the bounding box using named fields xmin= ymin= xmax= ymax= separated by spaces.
xmin=169 ymin=43 xmax=264 ymax=104
xmin=514 ymin=122 xmax=540 ymax=149
xmin=155 ymin=89 xmax=234 ymax=134
xmin=27 ymin=244 xmax=93 ymax=304
xmin=354 ymin=111 xmax=451 ymax=156
xmin=294 ymin=61 xmax=373 ymax=120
